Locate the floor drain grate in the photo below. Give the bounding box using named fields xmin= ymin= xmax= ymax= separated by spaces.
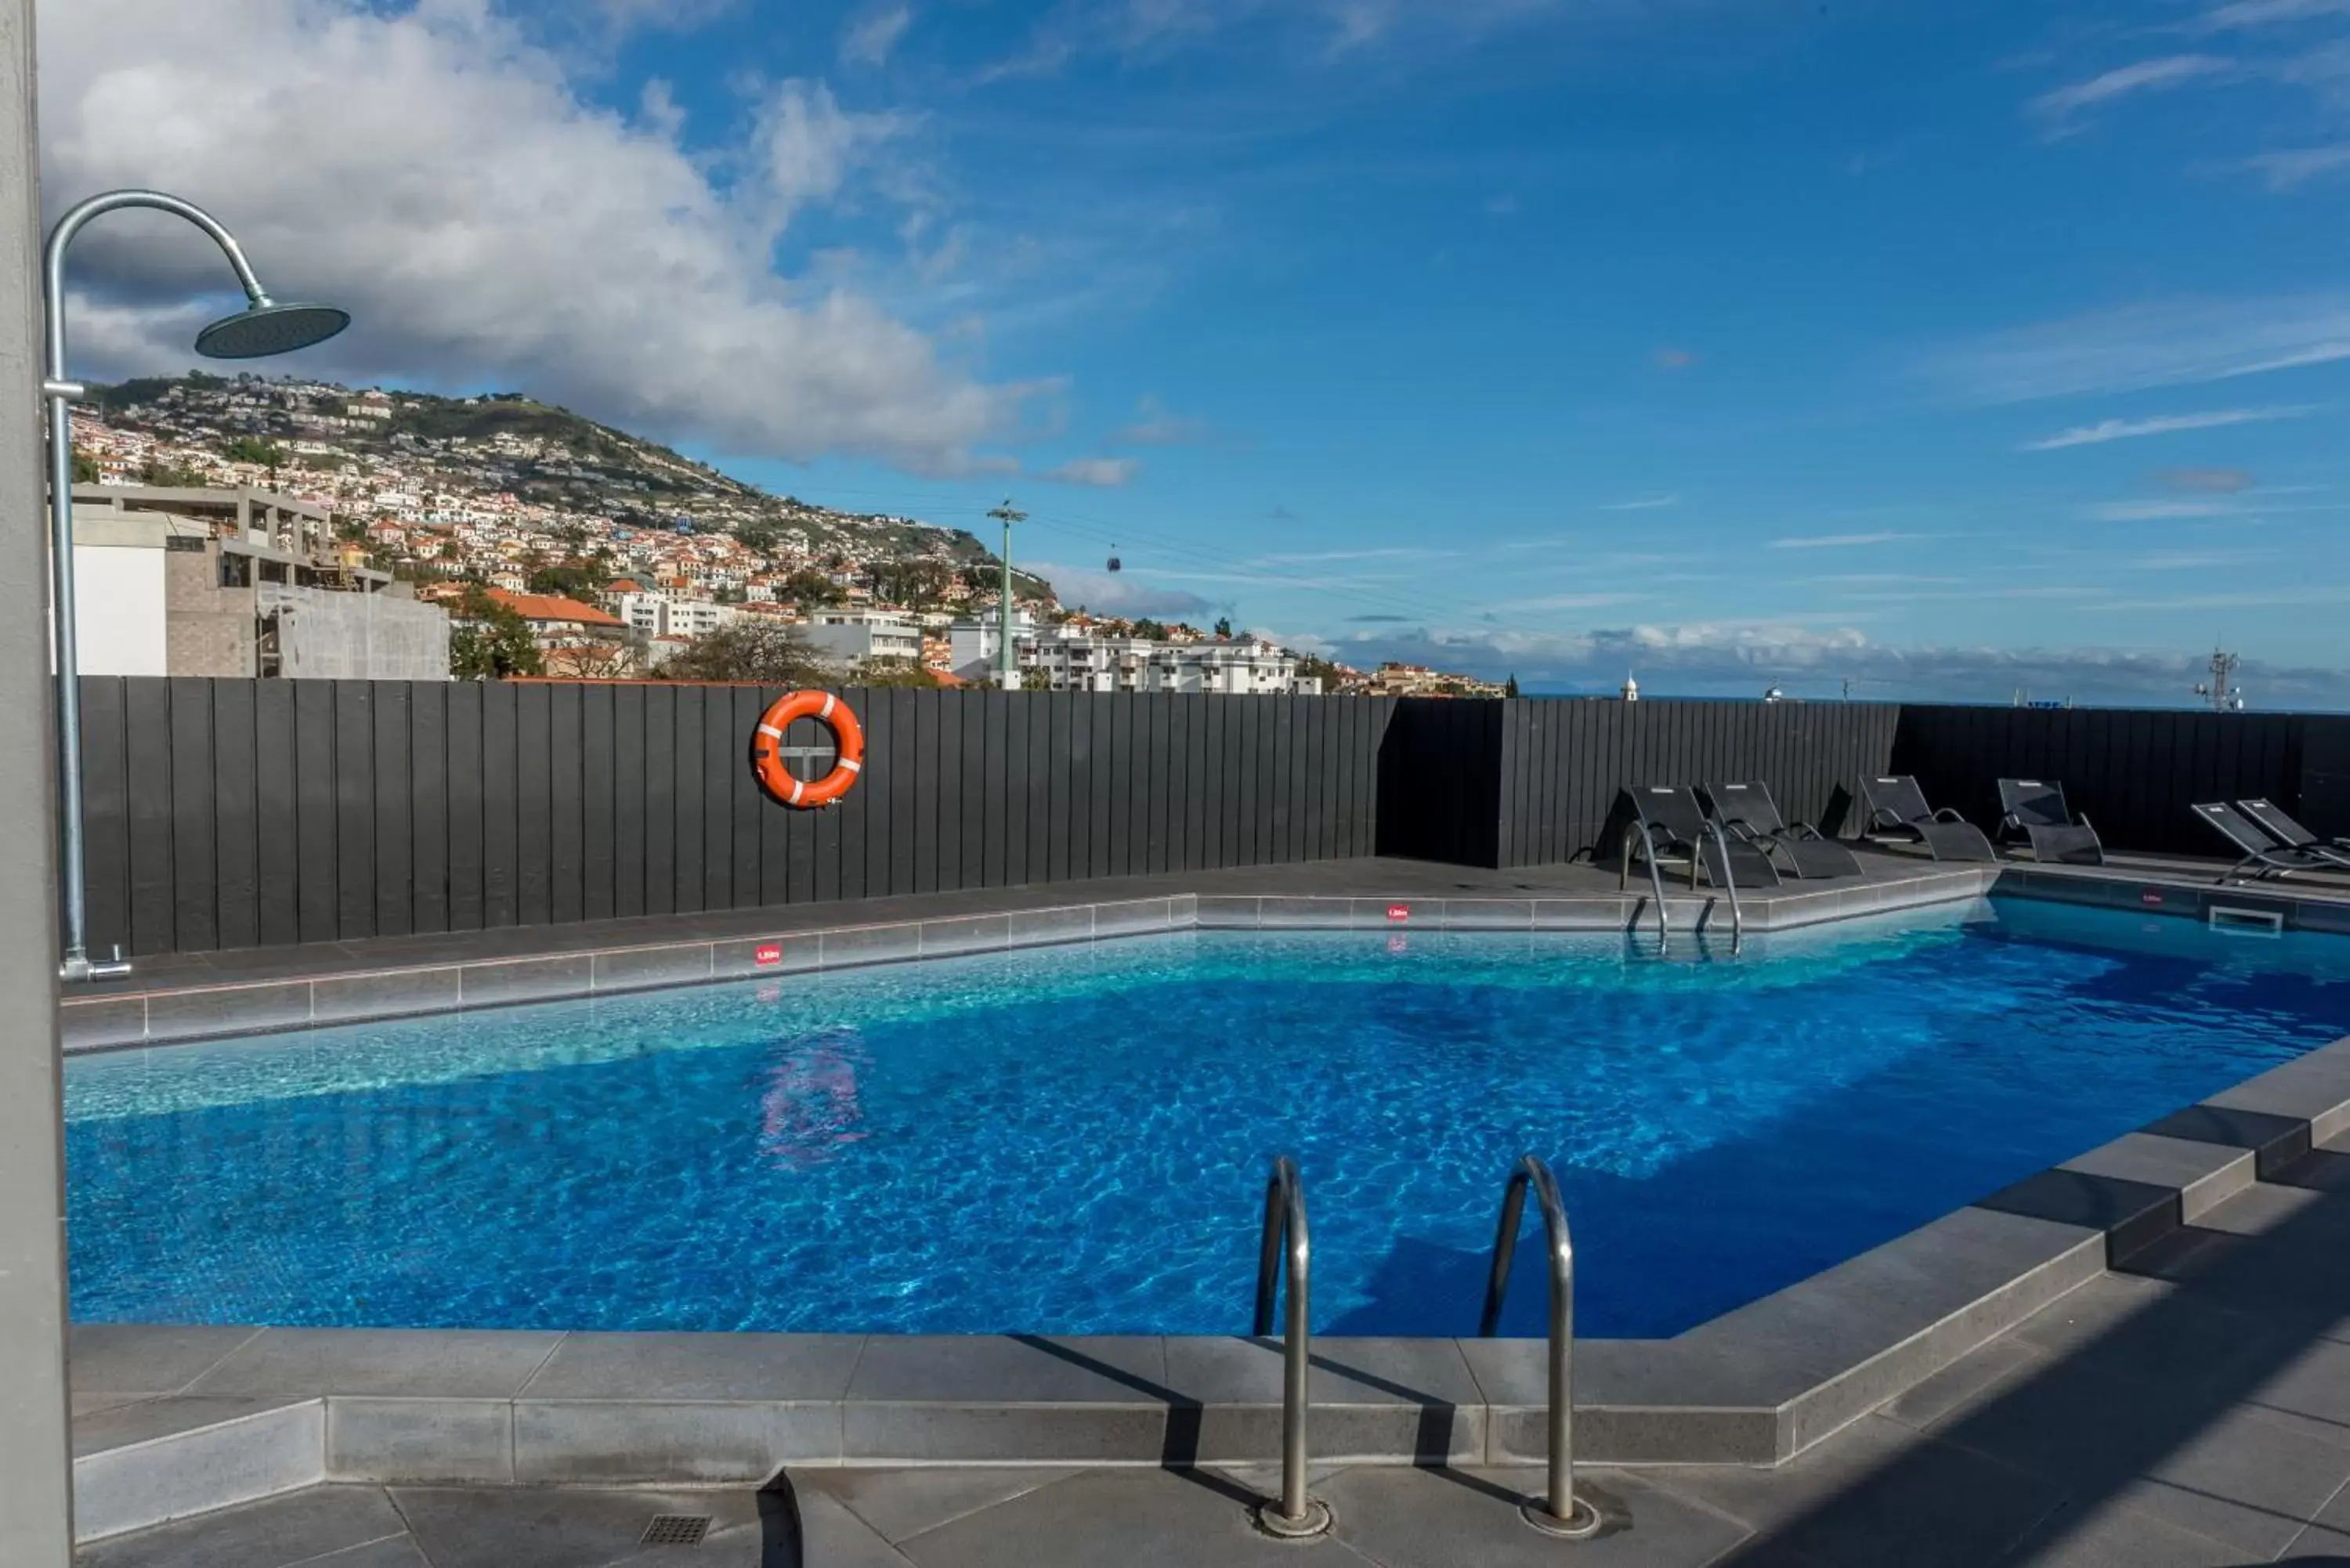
xmin=640 ymin=1515 xmax=713 ymax=1547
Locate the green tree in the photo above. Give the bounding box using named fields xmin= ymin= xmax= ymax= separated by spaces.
xmin=780 ymin=567 xmax=844 ymax=608
xmin=1129 ymin=618 xmax=1168 ymax=640
xmin=527 ymin=559 xmax=611 ymax=599
xmin=71 ymin=447 xmax=98 ymax=483
xmin=1296 ymin=655 xmax=1346 ymax=691
xmin=138 ymin=457 xmax=209 ymax=488
xmin=1213 ymin=616 xmax=1233 ymax=640
xmin=1504 ymin=673 xmax=1520 ymax=699
xmin=448 ymin=587 xmax=544 ymax=679
xmin=223 ymin=435 xmax=288 ymax=467
xmin=733 ymin=518 xmax=781 ymax=553
xmin=871 ymin=558 xmax=951 ymax=608
xmin=659 ymin=620 xmax=838 ymax=685
xmin=855 ymin=657 xmax=941 ymax=688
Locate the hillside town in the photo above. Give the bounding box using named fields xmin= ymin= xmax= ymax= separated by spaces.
xmin=66 ymin=373 xmax=1502 ymax=695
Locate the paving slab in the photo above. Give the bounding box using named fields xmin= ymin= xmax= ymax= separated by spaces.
xmin=2000 ymin=1498 xmax=2254 ymax=1568
xmin=793 ymin=1468 xmax=1082 ymax=1546
xmin=519 ymin=1330 xmax=865 ymax=1401
xmin=1317 ymin=1465 xmax=1752 ymax=1568
xmin=186 ymin=1328 xmax=566 ymax=1399
xmin=74 ymin=1485 xmax=408 ymax=1568
xmin=889 ymin=1465 xmax=1374 ymax=1567
xmin=1644 ymin=1414 xmax=2066 ymax=1568
xmin=389 ymin=1484 xmax=771 ymax=1568
xmin=70 ymin=1323 xmax=263 ymax=1396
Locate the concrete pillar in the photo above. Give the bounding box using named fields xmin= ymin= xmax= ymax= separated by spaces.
xmin=0 ymin=0 xmax=75 ymax=1560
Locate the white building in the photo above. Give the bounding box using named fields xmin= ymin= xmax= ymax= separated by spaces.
xmin=948 ymin=608 xmax=1039 ymax=684
xmin=804 ymin=609 xmax=923 ymax=666
xmin=946 ymin=612 xmax=1317 ymax=695
xmin=614 ymin=591 xmax=733 ymax=640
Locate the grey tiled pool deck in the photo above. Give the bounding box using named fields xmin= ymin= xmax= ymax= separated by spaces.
xmin=62 ymin=847 xmax=2350 ymax=1563
xmin=72 ymin=1124 xmax=2350 ymax=1565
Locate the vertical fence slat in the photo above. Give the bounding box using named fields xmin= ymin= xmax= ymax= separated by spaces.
xmin=411 ymin=681 xmax=449 ymax=936
xmin=166 ymin=677 xmax=216 ymax=953
xmin=210 ymin=678 xmax=258 ymax=952
xmin=291 ymin=680 xmax=337 ymax=945
xmin=78 ymin=677 xmax=132 ymax=956
xmin=372 ymin=682 xmax=413 ymax=938
xmin=549 ymin=682 xmax=584 ymax=926
xmin=444 ymin=680 xmax=484 ymax=931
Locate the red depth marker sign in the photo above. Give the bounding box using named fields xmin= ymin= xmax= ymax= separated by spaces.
xmin=1386 ymin=903 xmax=1412 ymax=923
xmin=2140 ymin=890 xmax=2164 ymax=908
xmin=754 ymin=942 xmax=783 ymax=967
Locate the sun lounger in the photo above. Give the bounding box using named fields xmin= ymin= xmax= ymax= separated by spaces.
xmin=1856 ymin=775 xmax=1995 ymax=862
xmin=1618 ymin=785 xmax=1782 ymax=892
xmin=1703 ymin=780 xmax=1862 ymax=880
xmin=1995 ymin=779 xmax=2104 ymax=865
xmin=2192 ymin=801 xmax=2343 ymax=883
xmin=2236 ymin=800 xmax=2350 ymax=869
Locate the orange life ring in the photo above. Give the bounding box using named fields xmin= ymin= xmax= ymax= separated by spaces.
xmin=750 ymin=690 xmax=865 ymax=809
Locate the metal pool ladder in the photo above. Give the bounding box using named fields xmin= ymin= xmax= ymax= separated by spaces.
xmin=1702 ymin=820 xmax=1744 ymax=956
xmin=1618 ymin=823 xmax=1672 ymax=953
xmin=1252 ymin=1155 xmax=1331 ymax=1538
xmin=1480 ymin=1155 xmax=1604 ymax=1539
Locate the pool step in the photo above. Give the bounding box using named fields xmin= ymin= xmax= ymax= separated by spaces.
xmin=73 ymin=1396 xmax=324 ymax=1540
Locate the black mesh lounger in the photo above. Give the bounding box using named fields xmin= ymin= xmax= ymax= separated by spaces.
xmin=2193 ymin=801 xmax=2341 ymax=883
xmin=1703 ymin=780 xmax=1861 ymax=880
xmin=2236 ymin=800 xmax=2350 ymax=869
xmin=1618 ymin=785 xmax=1782 ymax=891
xmin=1856 ymin=775 xmax=1995 ymax=862
xmin=1995 ymin=779 xmax=2105 ymax=866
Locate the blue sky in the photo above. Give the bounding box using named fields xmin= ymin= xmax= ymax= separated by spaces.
xmin=42 ymin=0 xmax=2350 ymax=702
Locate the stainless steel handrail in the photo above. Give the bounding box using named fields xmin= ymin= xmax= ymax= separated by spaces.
xmin=1617 ymin=824 xmax=1671 ymax=952
xmin=1251 ymin=1157 xmax=1329 ymax=1537
xmin=1479 ymin=1155 xmax=1603 ymax=1539
xmin=1702 ymin=820 xmax=1744 ymax=956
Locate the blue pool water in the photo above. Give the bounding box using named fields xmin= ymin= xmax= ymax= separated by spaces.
xmin=66 ymin=898 xmax=2350 ymax=1339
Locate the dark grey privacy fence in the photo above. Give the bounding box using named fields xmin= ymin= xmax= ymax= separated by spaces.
xmin=1889 ymin=704 xmax=2318 ymax=859
xmin=1492 ymin=699 xmax=1903 ymax=869
xmin=73 ymin=678 xmax=2350 ymax=958
xmin=77 ymin=680 xmax=1392 ymax=957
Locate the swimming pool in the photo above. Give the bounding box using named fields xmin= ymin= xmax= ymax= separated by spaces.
xmin=65 ymin=897 xmax=2350 ymax=1340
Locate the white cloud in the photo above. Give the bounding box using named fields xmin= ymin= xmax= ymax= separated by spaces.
xmin=1029 ymin=561 xmax=1213 ymax=617
xmin=1321 ymin=621 xmax=2350 ymax=706
xmin=2129 ymin=550 xmax=2271 ymax=569
xmin=1043 ymin=456 xmax=1140 ymax=486
xmin=2021 ymin=406 xmax=2317 ymax=449
xmin=1598 ymin=493 xmax=1679 ymax=511
xmin=2228 ymin=143 xmax=2350 ymax=188
xmin=2087 ymin=498 xmax=2245 ymax=520
xmin=750 ymin=78 xmax=906 ymax=226
xmin=1252 ymin=547 xmax=1448 ymax=564
xmin=39 ymin=0 xmax=1027 ymax=475
xmin=2086 ymin=586 xmax=2350 ymax=610
xmin=1929 ymin=294 xmax=2350 ymax=401
xmin=2194 ymin=0 xmax=2350 ymax=30
xmin=1766 ymin=532 xmax=1922 ymax=549
xmin=2030 ymin=56 xmax=2234 ymax=132
xmin=842 ymin=5 xmax=914 ymax=67
xmin=1496 ymin=593 xmax=1650 ymax=612
xmin=1113 ymin=395 xmax=1212 ymax=445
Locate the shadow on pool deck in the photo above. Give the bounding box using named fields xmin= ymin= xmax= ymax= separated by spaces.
xmin=1687 ymin=1140 xmax=2350 ymax=1565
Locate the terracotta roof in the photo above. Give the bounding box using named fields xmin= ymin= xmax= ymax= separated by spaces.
xmin=486 ymin=587 xmax=623 ymax=627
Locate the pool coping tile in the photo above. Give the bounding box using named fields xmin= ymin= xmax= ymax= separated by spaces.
xmin=518 ymin=1331 xmax=866 ymax=1402
xmin=184 ymin=1328 xmax=568 ymax=1400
